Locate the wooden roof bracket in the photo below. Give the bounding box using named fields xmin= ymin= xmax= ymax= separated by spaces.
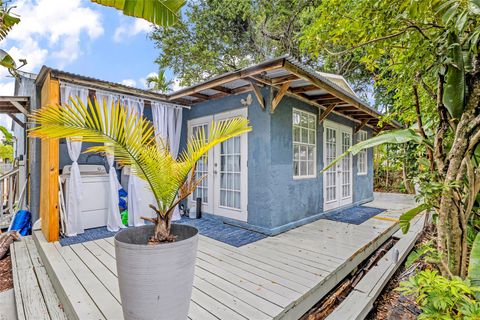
xmin=271 ymin=81 xmax=291 ymax=113
xmin=355 ymin=119 xmax=370 ymax=133
xmin=9 ymin=113 xmax=25 ymax=128
xmin=318 ymin=103 xmax=337 ymax=123
xmin=249 ymin=81 xmax=265 ymax=110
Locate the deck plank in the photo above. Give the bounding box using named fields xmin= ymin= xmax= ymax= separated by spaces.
xmin=188 ymin=301 xmax=219 ymax=320
xmin=33 ymin=231 xmax=106 ymax=320
xmin=82 ymin=241 xmax=117 ymax=275
xmin=70 ymin=243 xmax=121 ymax=302
xmin=13 ymin=240 xmax=50 ymax=320
xmin=191 ymin=287 xmax=246 ymax=320
xmin=195 ymin=265 xmax=283 ymax=317
xmin=10 ymin=243 xmax=26 ymax=320
xmin=24 ymin=237 xmax=67 ymax=320
xmin=53 ymin=243 xmax=123 ymax=320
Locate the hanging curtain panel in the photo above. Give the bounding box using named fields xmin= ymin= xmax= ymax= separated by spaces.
xmin=151 ymin=101 xmax=183 ymax=221
xmin=60 ymin=82 xmax=89 ymax=236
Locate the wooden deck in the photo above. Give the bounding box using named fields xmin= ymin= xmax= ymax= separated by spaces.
xmin=22 ymin=194 xmax=415 ymax=320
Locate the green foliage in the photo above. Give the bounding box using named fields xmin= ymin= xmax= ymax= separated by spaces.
xmin=322 ymin=128 xmax=425 ymax=172
xmin=146 ymin=69 xmax=173 ymax=93
xmin=443 ymin=32 xmax=465 ymax=120
xmin=398 ymin=269 xmax=480 ymax=319
xmin=0 ymin=2 xmax=20 ymax=41
xmin=0 ymin=125 xmax=12 ymax=142
xmin=92 ymin=0 xmax=185 ymax=27
xmin=405 ymin=240 xmax=440 ymax=268
xmin=399 ymin=203 xmax=430 ymax=234
xmin=468 ymin=232 xmax=480 ymax=297
xmin=29 ymin=98 xmax=252 ymax=218
xmin=0 ymin=144 xmax=13 ymax=161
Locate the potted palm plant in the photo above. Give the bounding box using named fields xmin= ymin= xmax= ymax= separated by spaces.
xmin=29 ymin=98 xmax=251 ymax=320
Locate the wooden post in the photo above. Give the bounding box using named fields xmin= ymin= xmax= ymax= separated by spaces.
xmin=39 ymin=73 xmax=60 ymax=242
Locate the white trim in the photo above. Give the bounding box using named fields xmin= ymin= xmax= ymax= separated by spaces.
xmin=292 ymin=108 xmax=317 ymax=179
xmin=323 ymin=120 xmax=353 ymax=211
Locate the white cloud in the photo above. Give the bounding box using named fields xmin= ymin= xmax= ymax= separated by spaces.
xmin=0 ymin=81 xmax=14 ymax=96
xmin=121 ymin=79 xmax=137 ymax=87
xmin=1 ymin=0 xmax=104 ymax=71
xmin=113 ymin=18 xmax=152 ymax=42
xmin=139 ymin=72 xmax=156 ymax=89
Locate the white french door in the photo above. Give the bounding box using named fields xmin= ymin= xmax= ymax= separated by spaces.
xmin=323 ymin=121 xmax=353 ymax=211
xmin=187 ymin=108 xmax=248 ymax=221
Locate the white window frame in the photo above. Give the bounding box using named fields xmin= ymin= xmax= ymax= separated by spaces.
xmin=357 ymin=130 xmax=368 ymax=175
xmin=292 ymin=108 xmax=317 ymax=179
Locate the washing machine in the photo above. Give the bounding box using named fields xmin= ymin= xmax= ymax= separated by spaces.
xmin=62 ymin=164 xmax=110 ymax=230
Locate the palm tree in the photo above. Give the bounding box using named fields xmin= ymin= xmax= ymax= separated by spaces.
xmin=92 ymin=0 xmax=185 ymax=26
xmin=29 ymin=98 xmax=251 ymax=243
xmin=146 ymin=69 xmax=173 ymax=93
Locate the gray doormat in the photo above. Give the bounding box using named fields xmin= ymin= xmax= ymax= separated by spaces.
xmin=322 ymin=205 xmax=386 ymax=225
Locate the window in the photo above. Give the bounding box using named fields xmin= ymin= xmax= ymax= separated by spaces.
xmin=293 ymin=109 xmax=316 ymax=178
xmin=191 ymin=124 xmax=209 ymax=204
xmin=357 ymin=130 xmax=368 ymax=175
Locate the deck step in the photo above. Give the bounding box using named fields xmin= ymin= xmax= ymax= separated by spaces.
xmin=32 ymin=230 xmax=108 ymax=320
xmin=11 ymin=236 xmax=67 ymax=320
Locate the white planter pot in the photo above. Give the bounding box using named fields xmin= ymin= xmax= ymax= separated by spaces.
xmin=114 ymin=224 xmax=199 ymax=320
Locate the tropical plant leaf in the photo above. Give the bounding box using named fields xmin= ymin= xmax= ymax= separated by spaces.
xmin=468 ymin=232 xmax=480 ymax=298
xmin=0 ymin=50 xmax=16 ymax=70
xmin=29 ymin=98 xmax=251 ymax=216
xmin=443 ymin=32 xmax=465 ymax=120
xmin=399 ymin=203 xmax=430 ymax=234
xmin=321 ymin=128 xmax=424 ymax=172
xmin=0 ymin=7 xmax=20 ymax=41
xmin=92 ymin=0 xmax=185 ymax=27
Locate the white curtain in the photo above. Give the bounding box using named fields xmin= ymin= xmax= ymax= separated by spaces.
xmin=96 ymin=90 xmax=125 ymax=232
xmin=122 ymin=96 xmax=150 ymax=227
xmin=151 ymin=101 xmax=183 ymax=221
xmin=60 ymin=83 xmax=88 ymax=236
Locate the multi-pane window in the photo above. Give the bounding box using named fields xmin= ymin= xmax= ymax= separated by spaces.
xmin=219 ymin=135 xmax=241 ymax=209
xmin=357 ymin=130 xmax=368 ymax=175
xmin=293 ymin=109 xmax=316 ymax=178
xmin=341 ymin=132 xmax=352 ymax=198
xmin=191 ymin=124 xmax=209 ymax=204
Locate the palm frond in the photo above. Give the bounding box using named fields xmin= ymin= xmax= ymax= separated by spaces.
xmin=29 ymin=98 xmax=252 ymax=217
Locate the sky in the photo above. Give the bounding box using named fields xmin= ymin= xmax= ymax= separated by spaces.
xmin=0 ymin=0 xmax=175 ymax=97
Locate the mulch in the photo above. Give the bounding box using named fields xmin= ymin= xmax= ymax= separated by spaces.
xmin=0 ymin=254 xmax=13 ymax=292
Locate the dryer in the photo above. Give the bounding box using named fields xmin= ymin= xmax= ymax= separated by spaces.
xmin=62 ymin=164 xmax=110 ymax=230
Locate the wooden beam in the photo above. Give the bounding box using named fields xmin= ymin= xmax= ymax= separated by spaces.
xmin=232 ymin=84 xmax=253 ymax=94
xmin=318 ymin=104 xmax=337 ymax=123
xmin=250 ymin=82 xmax=265 ymax=110
xmin=8 ymin=113 xmax=25 ymax=128
xmin=190 ymin=92 xmax=210 ymax=101
xmin=271 ymin=81 xmax=291 ymax=113
xmin=355 ymin=119 xmax=370 ymax=133
xmin=39 ymin=73 xmax=60 ymax=242
xmin=211 ymin=86 xmax=233 ymax=94
xmin=10 ymin=100 xmax=29 ymax=115
xmin=271 ymin=74 xmax=298 ymax=84
xmin=290 ymin=85 xmax=319 ymax=93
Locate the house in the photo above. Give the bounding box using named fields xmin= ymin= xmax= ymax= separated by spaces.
xmin=14 ymin=56 xmax=399 ymax=242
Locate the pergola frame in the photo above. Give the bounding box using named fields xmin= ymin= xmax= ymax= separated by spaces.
xmin=0 ymin=96 xmax=30 ymax=128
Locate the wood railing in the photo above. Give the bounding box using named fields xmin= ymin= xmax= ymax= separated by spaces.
xmin=0 ymin=165 xmax=20 ymax=218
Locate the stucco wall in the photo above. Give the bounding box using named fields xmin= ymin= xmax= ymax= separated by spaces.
xmin=180 ymin=88 xmax=375 ymax=232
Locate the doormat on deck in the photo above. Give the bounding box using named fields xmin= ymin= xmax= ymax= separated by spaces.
xmin=177 ymin=216 xmax=266 ymax=247
xmin=59 ymin=227 xmax=120 ymax=246
xmin=59 ymin=216 xmax=266 ymax=247
xmin=322 ymin=206 xmax=386 ymax=225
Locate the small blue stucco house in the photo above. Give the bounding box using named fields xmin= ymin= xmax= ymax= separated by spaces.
xmin=171 ymin=56 xmax=400 ymax=235
xmin=17 ymin=56 xmax=399 ymax=240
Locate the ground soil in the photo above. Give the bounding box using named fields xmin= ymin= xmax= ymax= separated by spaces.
xmin=0 ymin=254 xmax=13 ymax=292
